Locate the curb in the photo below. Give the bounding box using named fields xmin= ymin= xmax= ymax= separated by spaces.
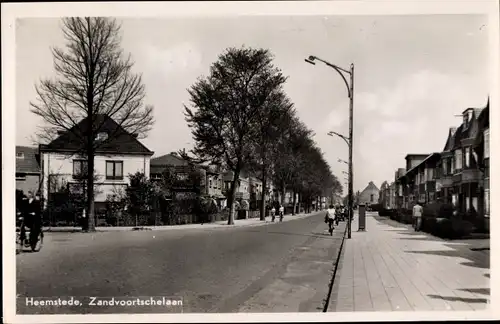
xmin=43 ymin=212 xmax=321 ymax=233
xmin=323 ymin=221 xmax=348 ymax=312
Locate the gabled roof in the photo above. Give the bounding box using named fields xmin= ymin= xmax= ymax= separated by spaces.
xmin=39 ymin=114 xmax=153 ymax=155
xmin=361 ymin=181 xmax=379 ymax=194
xmin=443 ymin=127 xmax=458 ymax=152
xmin=151 ymin=153 xmax=189 ymax=167
xmin=16 ymin=146 xmax=40 ymax=174
xmin=402 ymin=152 xmax=441 ymax=178
xmin=404 ymin=154 xmax=429 ymax=161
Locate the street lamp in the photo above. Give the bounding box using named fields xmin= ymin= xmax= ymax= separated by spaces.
xmin=307 ymin=55 xmax=354 ymax=239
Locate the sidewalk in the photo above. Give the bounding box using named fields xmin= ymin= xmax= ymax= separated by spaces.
xmin=329 ymin=212 xmax=490 ymax=312
xmin=43 ymin=212 xmax=317 ymax=233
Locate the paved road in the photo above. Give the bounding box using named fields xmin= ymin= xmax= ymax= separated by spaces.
xmin=16 ymin=211 xmax=344 ymax=314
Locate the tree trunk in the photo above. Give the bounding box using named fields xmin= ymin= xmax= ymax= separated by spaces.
xmin=259 ymin=175 xmax=267 ymax=221
xmin=228 ymin=169 xmax=240 ymax=225
xmin=85 ymin=152 xmax=96 ymax=232
xmin=292 ymin=191 xmax=297 ymax=215
xmin=281 ymin=182 xmax=286 ymax=207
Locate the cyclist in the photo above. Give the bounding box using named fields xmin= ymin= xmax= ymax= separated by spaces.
xmin=278 ymin=205 xmax=284 ymax=222
xmin=325 ymin=205 xmax=336 ymax=235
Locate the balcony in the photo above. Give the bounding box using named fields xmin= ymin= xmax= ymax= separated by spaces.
xmin=462 ymin=168 xmax=483 ymax=183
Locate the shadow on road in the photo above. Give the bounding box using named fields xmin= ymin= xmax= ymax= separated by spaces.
xmin=404 ymin=247 xmax=489 ymax=270
xmin=242 ymin=229 xmax=343 ymax=240
xmin=458 ymin=288 xmax=490 ymax=295
xmin=372 ymin=215 xmax=408 ymax=229
xmin=427 ymin=294 xmax=488 ymax=304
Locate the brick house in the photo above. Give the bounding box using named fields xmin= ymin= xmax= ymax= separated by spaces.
xmin=450 ymin=106 xmax=485 ymax=216
xmin=435 ymin=127 xmax=458 ymax=204
xmin=150 ymin=152 xmax=207 ymax=198
xmin=16 ymin=146 xmax=41 ymax=195
xmin=394 ymin=168 xmax=406 ymax=210
xmin=400 ymin=153 xmax=441 ymax=205
xmin=473 ymin=100 xmax=490 ymax=230
xmin=399 ymin=155 xmax=430 ymax=208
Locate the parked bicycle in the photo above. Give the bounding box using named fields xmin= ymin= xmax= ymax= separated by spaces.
xmin=16 ymin=211 xmax=43 ymax=253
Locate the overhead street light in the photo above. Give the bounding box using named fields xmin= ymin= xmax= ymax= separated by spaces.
xmin=306 ymin=54 xmax=355 ymax=239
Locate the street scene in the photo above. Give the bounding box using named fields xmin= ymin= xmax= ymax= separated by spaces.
xmin=8 ymin=6 xmax=494 ymax=321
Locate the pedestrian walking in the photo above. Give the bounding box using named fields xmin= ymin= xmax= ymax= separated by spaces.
xmin=271 ymin=206 xmax=276 ymax=222
xmin=412 ymin=201 xmax=423 ymax=231
xmin=279 ymin=205 xmax=284 ymax=222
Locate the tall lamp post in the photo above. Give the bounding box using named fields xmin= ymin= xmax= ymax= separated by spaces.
xmin=305 ymin=55 xmax=354 ymax=239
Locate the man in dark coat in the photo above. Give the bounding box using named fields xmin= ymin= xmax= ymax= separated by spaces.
xmin=20 ymin=191 xmax=42 ymax=245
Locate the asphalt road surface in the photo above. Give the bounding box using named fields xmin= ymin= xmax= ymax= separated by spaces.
xmin=16 ymin=211 xmax=342 ymax=314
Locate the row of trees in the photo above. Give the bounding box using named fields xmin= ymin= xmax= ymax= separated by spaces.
xmin=183 ymin=47 xmax=342 ymax=225
xmin=29 ymin=17 xmax=341 ymax=230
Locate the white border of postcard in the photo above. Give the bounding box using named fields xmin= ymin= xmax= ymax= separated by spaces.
xmin=2 ymin=1 xmax=499 ymax=323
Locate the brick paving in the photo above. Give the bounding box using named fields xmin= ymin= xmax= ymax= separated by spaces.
xmin=329 ymin=212 xmax=490 ymax=312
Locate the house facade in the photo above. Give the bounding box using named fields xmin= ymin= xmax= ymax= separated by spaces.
xmin=400 ymin=153 xmax=441 ymax=206
xmin=450 ymin=107 xmax=484 ymax=215
xmin=358 ymin=181 xmax=380 ymax=206
xmin=223 ymin=171 xmax=250 ymax=201
xmin=39 ymin=115 xmax=154 ymax=210
xmin=384 ymin=98 xmax=490 ymax=232
xmin=16 ymin=146 xmax=41 ymax=195
xmin=435 ymin=127 xmax=457 ymax=204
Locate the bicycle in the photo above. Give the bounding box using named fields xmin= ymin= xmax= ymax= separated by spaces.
xmin=16 ymin=212 xmax=44 ymax=253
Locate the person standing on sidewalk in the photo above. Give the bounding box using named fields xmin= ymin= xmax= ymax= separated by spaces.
xmin=271 ymin=206 xmax=276 ymax=222
xmin=412 ymin=201 xmax=423 ymax=231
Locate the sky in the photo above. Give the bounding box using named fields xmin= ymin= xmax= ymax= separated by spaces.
xmin=15 ymin=14 xmax=490 ymax=193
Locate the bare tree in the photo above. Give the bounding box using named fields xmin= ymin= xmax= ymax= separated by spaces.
xmin=184 ymin=47 xmax=287 ymax=225
xmin=30 ymin=17 xmax=154 ymax=231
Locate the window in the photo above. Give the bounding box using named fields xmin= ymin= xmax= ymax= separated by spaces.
xmin=427 ymin=168 xmax=434 ymax=181
xmin=464 ymin=147 xmax=470 ymax=168
xmin=106 ymin=161 xmax=123 ymax=180
xmin=472 ymin=197 xmax=478 ymax=212
xmin=209 ymin=179 xmax=213 ymax=188
xmin=370 ymin=194 xmax=374 ymax=202
xmin=485 ymin=189 xmax=490 ymax=216
xmin=465 ymin=196 xmax=470 ymax=211
xmin=484 ymin=129 xmax=490 ymax=159
xmin=73 ymin=160 xmax=88 ymax=178
xmin=151 ymin=173 xmax=161 ymax=181
xmin=454 ymin=150 xmax=463 ymax=171
xmin=96 ymin=132 xmax=108 ymax=141
xmin=449 ymin=158 xmax=454 ymax=174
xmin=16 ymin=173 xmax=26 ymax=181
xmin=177 ymin=173 xmax=188 ymax=181
xmin=16 ymin=152 xmax=24 ymax=159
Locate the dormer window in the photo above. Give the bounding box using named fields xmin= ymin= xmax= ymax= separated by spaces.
xmin=96 ymin=132 xmax=108 ymax=141
xmin=463 ymin=114 xmax=469 ymax=129
xmin=16 ymin=152 xmax=24 ymax=159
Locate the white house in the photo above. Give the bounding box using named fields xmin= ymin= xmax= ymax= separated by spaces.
xmin=39 ymin=114 xmax=154 ymax=210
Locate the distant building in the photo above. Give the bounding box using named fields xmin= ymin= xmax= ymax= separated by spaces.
xmin=16 ymin=146 xmax=41 ymax=195
xmin=358 ymin=181 xmax=380 ymax=206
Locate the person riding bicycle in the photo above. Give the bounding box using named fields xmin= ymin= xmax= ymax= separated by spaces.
xmin=19 ymin=191 xmax=42 ymax=247
xmin=325 ymin=205 xmax=336 ymax=234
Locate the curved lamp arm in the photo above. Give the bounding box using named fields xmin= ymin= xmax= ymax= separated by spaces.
xmin=306 ymin=55 xmax=352 ymax=98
